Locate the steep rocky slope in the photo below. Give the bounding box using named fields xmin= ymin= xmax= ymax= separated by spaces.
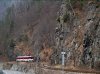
xmin=0 ymin=0 xmax=100 ymax=71
xmin=51 ymin=0 xmax=100 ymax=70
xmin=0 ymin=0 xmax=61 ymax=61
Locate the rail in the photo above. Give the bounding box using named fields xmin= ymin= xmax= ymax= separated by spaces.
xmin=42 ymin=65 xmax=100 ymax=73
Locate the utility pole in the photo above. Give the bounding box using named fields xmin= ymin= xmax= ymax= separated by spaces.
xmin=61 ymin=52 xmax=66 ymax=66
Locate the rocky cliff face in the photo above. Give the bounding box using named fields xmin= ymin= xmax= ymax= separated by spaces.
xmin=51 ymin=0 xmax=100 ymax=69
xmin=0 ymin=0 xmax=99 ymax=70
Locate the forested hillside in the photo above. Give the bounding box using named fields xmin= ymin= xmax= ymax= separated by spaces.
xmin=0 ymin=0 xmax=99 ymax=70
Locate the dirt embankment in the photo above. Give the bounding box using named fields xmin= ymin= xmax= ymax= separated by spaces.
xmin=0 ymin=62 xmax=99 ymax=74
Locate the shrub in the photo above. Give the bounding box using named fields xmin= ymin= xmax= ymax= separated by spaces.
xmin=63 ymin=13 xmax=69 ymax=22
xmin=56 ymin=17 xmax=60 ymax=22
xmin=70 ymin=0 xmax=86 ymax=7
xmin=18 ymin=34 xmax=28 ymax=42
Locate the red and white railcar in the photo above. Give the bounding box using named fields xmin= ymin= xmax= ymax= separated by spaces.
xmin=16 ymin=56 xmax=34 ymax=62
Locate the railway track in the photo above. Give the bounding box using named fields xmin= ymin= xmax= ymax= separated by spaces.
xmin=41 ymin=65 xmax=100 ymax=74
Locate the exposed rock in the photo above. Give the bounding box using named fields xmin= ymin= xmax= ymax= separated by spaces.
xmin=50 ymin=0 xmax=100 ymax=69
xmin=0 ymin=0 xmax=99 ymax=71
xmin=3 ymin=63 xmax=13 ymax=70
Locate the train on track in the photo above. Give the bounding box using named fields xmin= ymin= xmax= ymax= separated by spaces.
xmin=16 ymin=56 xmax=34 ymax=62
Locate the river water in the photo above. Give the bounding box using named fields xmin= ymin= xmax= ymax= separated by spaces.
xmin=3 ymin=70 xmax=25 ymax=74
